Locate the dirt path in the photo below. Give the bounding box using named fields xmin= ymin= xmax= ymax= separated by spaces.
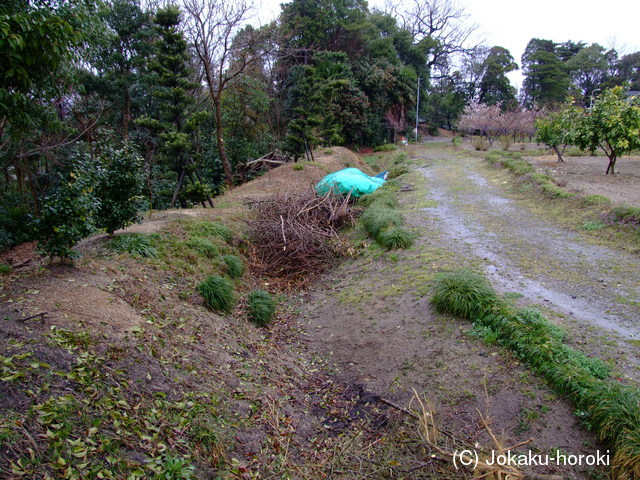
xmin=296 ymin=143 xmax=640 ymax=478
xmin=417 ymin=148 xmax=640 ymax=343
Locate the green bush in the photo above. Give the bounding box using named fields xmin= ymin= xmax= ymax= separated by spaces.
xmin=36 ymin=152 xmax=100 ymax=259
xmin=373 ymin=144 xmax=396 ymax=152
xmin=94 ymin=142 xmax=146 ymax=235
xmin=247 ymin=290 xmax=276 ymax=327
xmin=198 ymin=275 xmax=235 ymax=313
xmin=109 ymin=233 xmax=158 ymax=258
xmin=187 ymin=221 xmax=233 ymax=242
xmin=376 ymin=226 xmax=415 ymax=250
xmin=222 ymin=254 xmax=244 ymax=278
xmin=431 ymin=269 xmax=500 ymax=320
xmin=360 ymin=206 xmax=403 ymax=238
xmin=185 ymin=237 xmax=219 ymax=257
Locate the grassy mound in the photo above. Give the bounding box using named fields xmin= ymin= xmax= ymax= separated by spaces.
xmin=187 ymin=221 xmax=233 ymax=243
xmin=376 ymin=226 xmax=415 ymax=250
xmin=185 ymin=237 xmax=219 ymax=257
xmin=247 ymin=290 xmax=276 ymax=327
xmin=431 ymin=269 xmax=640 ymax=478
xmin=108 ymin=233 xmax=158 ymax=258
xmin=198 ymin=275 xmax=236 ymax=313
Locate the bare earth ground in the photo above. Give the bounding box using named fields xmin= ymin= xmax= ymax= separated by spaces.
xmin=2 ymin=142 xmax=639 ymax=478
xmin=296 ymin=141 xmax=640 ymax=479
xmin=528 ymin=153 xmax=640 ymax=206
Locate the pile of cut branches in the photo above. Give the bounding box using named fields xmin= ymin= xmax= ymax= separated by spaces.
xmin=246 ymin=190 xmax=357 ymax=283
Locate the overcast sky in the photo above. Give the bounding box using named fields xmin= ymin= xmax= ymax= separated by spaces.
xmin=255 ymin=0 xmax=640 ymax=90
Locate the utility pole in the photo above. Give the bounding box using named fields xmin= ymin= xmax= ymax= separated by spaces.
xmin=415 ymin=77 xmax=421 ymax=143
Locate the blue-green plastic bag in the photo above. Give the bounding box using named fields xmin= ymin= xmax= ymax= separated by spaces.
xmin=315 ymin=168 xmax=385 ymax=197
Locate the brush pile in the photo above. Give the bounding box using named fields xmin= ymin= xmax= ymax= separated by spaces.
xmin=246 ymin=190 xmax=357 ymax=282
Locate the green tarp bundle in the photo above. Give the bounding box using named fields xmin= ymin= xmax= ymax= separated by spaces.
xmin=314 ymin=168 xmax=385 ymax=197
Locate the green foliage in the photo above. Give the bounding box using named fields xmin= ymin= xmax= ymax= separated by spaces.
xmin=376 ymin=226 xmax=415 ymax=250
xmin=222 ymin=254 xmax=245 ymax=279
xmin=198 ymin=275 xmax=236 ymax=314
xmin=0 ymin=192 xmax=32 ymax=252
xmin=373 ymin=144 xmax=396 ymax=152
xmin=0 ymin=263 xmax=12 ymax=275
xmin=430 ymin=269 xmax=500 ymax=320
xmin=358 ymin=189 xmax=398 ymax=209
xmin=247 ymin=290 xmax=276 ymax=327
xmin=35 ymin=153 xmax=100 ymax=259
xmin=610 ymin=204 xmax=640 ymax=226
xmin=187 ymin=222 xmax=233 ymax=243
xmin=360 ymin=206 xmax=403 ymax=238
xmin=431 ymin=269 xmax=640 ymax=478
xmin=583 ymin=195 xmax=611 ymax=206
xmin=95 ymin=142 xmax=146 ymax=234
xmin=109 ymin=233 xmax=158 ymax=258
xmin=292 ymin=163 xmax=305 ymax=171
xmin=540 ymin=183 xmax=575 ymax=198
xmin=572 ymin=87 xmax=640 ymax=174
xmin=388 ymin=164 xmax=409 ymax=179
xmin=185 ymin=237 xmax=219 ymax=257
xmin=582 ymin=220 xmax=606 ymax=231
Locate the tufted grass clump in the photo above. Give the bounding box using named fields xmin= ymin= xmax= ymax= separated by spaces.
xmin=358 ymin=189 xmax=398 ymax=209
xmin=185 ymin=237 xmax=219 ymax=257
xmin=431 ymin=269 xmax=500 ymax=320
xmin=0 ymin=262 xmax=12 ymax=275
xmin=198 ymin=275 xmax=235 ymax=313
xmin=247 ymin=290 xmax=276 ymax=327
xmin=222 ymin=254 xmax=245 ymax=279
xmin=109 ymin=233 xmax=158 ymax=258
xmin=187 ymin=221 xmax=233 ymax=243
xmin=388 ymin=164 xmax=409 ymax=179
xmin=373 ymin=143 xmax=396 ymax=152
xmin=376 ymin=226 xmax=415 ymax=250
xmin=583 ymin=194 xmax=611 ymax=207
xmin=541 ymin=182 xmax=575 ymax=198
xmin=360 ymin=206 xmax=403 ymax=238
xmin=610 ymin=204 xmax=640 ymax=225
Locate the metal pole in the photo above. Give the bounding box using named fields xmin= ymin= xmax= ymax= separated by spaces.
xmin=415 ymin=77 xmax=421 ymax=143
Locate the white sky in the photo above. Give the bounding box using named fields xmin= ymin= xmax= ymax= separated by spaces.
xmin=255 ymin=0 xmax=640 ymax=90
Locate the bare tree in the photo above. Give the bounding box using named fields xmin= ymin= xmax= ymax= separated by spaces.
xmin=387 ymin=0 xmax=480 ymax=77
xmin=183 ymin=0 xmax=274 ymax=188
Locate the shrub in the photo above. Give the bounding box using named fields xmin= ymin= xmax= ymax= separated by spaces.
xmin=498 ymin=134 xmax=513 ymax=151
xmin=430 ymin=269 xmax=500 ymax=320
xmin=373 ymin=144 xmax=396 ymax=152
xmin=472 ymin=135 xmax=489 ymax=151
xmin=198 ymin=275 xmax=235 ymax=313
xmin=247 ymin=290 xmax=276 ymax=327
xmin=360 ymin=206 xmax=403 ymax=238
xmin=222 ymin=254 xmax=244 ymax=278
xmin=187 ymin=221 xmax=233 ymax=242
xmin=94 ymin=142 xmax=146 ymax=235
xmin=109 ymin=233 xmax=158 ymax=258
xmin=185 ymin=237 xmax=219 ymax=257
xmin=376 ymin=226 xmax=415 ymax=249
xmin=35 ymin=152 xmax=100 ymax=259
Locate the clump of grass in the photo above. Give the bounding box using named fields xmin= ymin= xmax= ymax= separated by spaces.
xmin=393 ymin=152 xmax=409 ymax=165
xmin=431 ymin=269 xmax=500 ymax=320
xmin=541 ymin=183 xmax=575 ymax=198
xmin=0 ymin=262 xmax=12 ymax=275
xmin=198 ymin=275 xmax=235 ymax=313
xmin=388 ymin=164 xmax=409 ymax=179
xmin=374 ymin=143 xmax=396 ymax=152
xmin=376 ymin=226 xmax=415 ymax=250
xmin=430 ymin=270 xmax=640 ymax=478
xmin=109 ymin=233 xmax=158 ymax=258
xmin=610 ymin=204 xmax=640 ymax=226
xmin=222 ymin=254 xmax=244 ymax=279
xmin=358 ymin=189 xmax=398 ymax=209
xmin=360 ymin=206 xmax=403 ymax=238
xmin=185 ymin=237 xmax=219 ymax=257
xmin=582 ymin=220 xmax=606 ymax=231
xmin=187 ymin=221 xmax=233 ymax=243
xmin=583 ymin=194 xmax=611 ymax=206
xmin=247 ymin=290 xmax=276 ymax=327
xmin=292 ymin=163 xmax=305 ymax=171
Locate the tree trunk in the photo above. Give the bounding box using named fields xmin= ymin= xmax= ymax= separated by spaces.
xmin=605 ymin=156 xmax=617 ymax=175
xmin=123 ymin=87 xmax=131 ymax=140
xmin=214 ymin=97 xmax=234 ymax=188
xmin=552 ymin=146 xmax=564 ymax=163
xmin=170 ymin=168 xmax=187 ymax=208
